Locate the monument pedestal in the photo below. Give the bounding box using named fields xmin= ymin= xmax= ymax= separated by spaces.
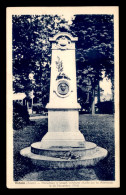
xmin=20 ymin=32 xmax=108 ymax=169
xmin=40 ymin=108 xmax=85 ymax=148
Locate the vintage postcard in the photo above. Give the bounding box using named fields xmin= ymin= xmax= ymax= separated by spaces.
xmin=6 ymin=6 xmax=119 ymax=188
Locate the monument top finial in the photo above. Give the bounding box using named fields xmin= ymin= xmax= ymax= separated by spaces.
xmin=49 ymin=32 xmax=78 ymax=42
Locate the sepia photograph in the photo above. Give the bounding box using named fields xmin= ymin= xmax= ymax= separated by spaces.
xmin=6 ymin=6 xmax=119 ymax=188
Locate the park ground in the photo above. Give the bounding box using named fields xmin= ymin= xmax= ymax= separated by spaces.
xmin=13 ymin=114 xmax=115 ymax=181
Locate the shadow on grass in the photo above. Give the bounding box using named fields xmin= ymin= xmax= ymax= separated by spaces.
xmin=94 ymin=155 xmax=115 ymax=180
xmin=14 ymin=152 xmax=34 ymax=181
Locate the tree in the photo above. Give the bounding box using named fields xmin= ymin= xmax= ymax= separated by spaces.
xmin=12 ymin=15 xmax=69 ymax=107
xmin=70 ymin=15 xmax=114 ymax=113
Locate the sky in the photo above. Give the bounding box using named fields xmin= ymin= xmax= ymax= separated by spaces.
xmin=61 ymin=14 xmax=75 ymax=24
xmin=100 ymin=71 xmax=112 ymax=101
xmin=100 ymin=78 xmax=112 ymax=95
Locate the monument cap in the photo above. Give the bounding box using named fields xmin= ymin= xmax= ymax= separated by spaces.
xmin=49 ymin=32 xmax=78 ymax=42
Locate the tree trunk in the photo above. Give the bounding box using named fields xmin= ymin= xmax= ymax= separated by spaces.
xmin=97 ymin=80 xmax=100 ymax=104
xmin=111 ymin=77 xmax=114 ymax=113
xmin=91 ymin=88 xmax=95 ymax=115
xmin=27 ymin=101 xmax=29 ymax=114
xmin=40 ymin=62 xmax=43 ymax=105
xmin=31 ymin=97 xmax=33 ymax=114
xmin=97 ymin=80 xmax=100 ymax=114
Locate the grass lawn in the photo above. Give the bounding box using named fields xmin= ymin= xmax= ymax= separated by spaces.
xmin=13 ymin=114 xmax=115 ymax=181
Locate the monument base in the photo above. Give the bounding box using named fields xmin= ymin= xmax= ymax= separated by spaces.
xmin=20 ymin=141 xmax=108 ymax=168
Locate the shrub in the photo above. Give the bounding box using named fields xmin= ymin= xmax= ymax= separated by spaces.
xmin=96 ymin=101 xmax=114 ymax=114
xmin=32 ymin=103 xmax=43 ymax=114
xmin=13 ymin=101 xmax=30 ymax=130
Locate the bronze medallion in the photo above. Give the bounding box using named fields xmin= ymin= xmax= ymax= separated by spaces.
xmin=57 ymin=81 xmax=69 ymax=95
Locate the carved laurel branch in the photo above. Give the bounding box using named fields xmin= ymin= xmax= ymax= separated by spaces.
xmin=55 ymin=56 xmax=63 ymax=73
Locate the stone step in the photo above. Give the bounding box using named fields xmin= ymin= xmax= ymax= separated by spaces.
xmin=31 ymin=141 xmax=97 ymax=158
xmin=20 ymin=145 xmax=108 ymax=168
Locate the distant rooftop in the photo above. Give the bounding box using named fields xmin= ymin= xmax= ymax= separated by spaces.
xmin=13 ymin=93 xmax=26 ymax=100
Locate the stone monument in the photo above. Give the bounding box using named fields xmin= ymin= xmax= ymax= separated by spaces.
xmin=21 ymin=32 xmax=108 ymax=168
xmin=40 ymin=32 xmax=85 ymax=149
